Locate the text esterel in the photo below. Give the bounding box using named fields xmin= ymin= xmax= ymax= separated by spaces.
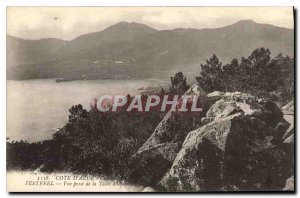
xmin=97 ymin=95 xmax=203 ymax=112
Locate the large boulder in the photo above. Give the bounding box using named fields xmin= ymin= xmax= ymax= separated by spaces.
xmin=131 ymin=91 xmax=293 ymax=191
xmin=137 ymin=84 xmax=206 ymax=151
xmin=129 ymin=142 xmax=180 ymax=186
xmin=206 ymin=91 xmax=255 ymax=105
xmin=205 ymin=99 xmax=241 ymax=119
xmin=159 ymin=113 xmax=292 ymax=191
xmin=202 ymin=98 xmax=284 ymax=129
xmin=129 ymin=84 xmax=206 ymax=185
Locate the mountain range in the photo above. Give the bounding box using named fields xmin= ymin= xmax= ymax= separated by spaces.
xmin=7 ymin=20 xmax=294 ymax=80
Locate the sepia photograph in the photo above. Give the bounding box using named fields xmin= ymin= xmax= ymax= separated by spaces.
xmin=6 ymin=6 xmax=295 ymax=192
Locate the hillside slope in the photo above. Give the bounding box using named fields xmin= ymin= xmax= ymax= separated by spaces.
xmin=7 ymin=20 xmax=294 ymax=80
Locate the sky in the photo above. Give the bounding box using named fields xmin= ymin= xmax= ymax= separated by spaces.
xmin=7 ymin=7 xmax=294 ymax=40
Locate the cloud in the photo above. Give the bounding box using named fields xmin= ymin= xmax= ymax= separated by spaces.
xmin=7 ymin=7 xmax=294 ymax=40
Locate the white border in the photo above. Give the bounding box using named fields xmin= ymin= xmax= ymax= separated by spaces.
xmin=1 ymin=0 xmax=296 ymax=6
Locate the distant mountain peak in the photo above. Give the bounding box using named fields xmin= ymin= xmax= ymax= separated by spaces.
xmin=105 ymin=21 xmax=157 ymax=32
xmin=236 ymin=19 xmax=256 ymax=24
xmin=114 ymin=21 xmax=142 ymax=25
xmin=229 ymin=19 xmax=257 ymax=27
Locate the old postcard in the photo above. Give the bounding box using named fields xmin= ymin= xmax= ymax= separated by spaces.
xmin=6 ymin=7 xmax=294 ymax=192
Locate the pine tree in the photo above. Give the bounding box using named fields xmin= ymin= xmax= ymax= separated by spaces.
xmin=196 ymin=54 xmax=224 ymax=92
xmin=170 ymin=72 xmax=190 ymax=94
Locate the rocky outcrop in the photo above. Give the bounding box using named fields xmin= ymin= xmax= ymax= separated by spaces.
xmin=138 ymin=84 xmax=206 ymax=151
xmin=207 ymin=91 xmax=255 ymax=104
xmin=203 ymin=97 xmax=284 ymax=127
xmin=132 ymin=91 xmax=294 ymax=191
xmin=159 ymin=113 xmax=291 ymax=191
xmin=129 ymin=142 xmax=181 ymax=185
xmin=158 ymin=95 xmax=293 ymax=191
xmin=129 ymin=84 xmax=206 ymax=185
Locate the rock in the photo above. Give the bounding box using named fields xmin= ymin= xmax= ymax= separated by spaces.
xmin=282 ymin=128 xmax=294 ymax=160
xmin=190 ymin=84 xmax=206 ymax=96
xmin=205 ymin=99 xmax=242 ymax=118
xmin=206 ymin=91 xmax=232 ymax=106
xmin=235 ymin=102 xmax=261 ymax=116
xmin=201 ymin=117 xmax=214 ymax=125
xmin=258 ymin=99 xmax=284 ymax=127
xmin=275 ymin=119 xmax=291 ymax=139
xmin=284 ymin=134 xmax=294 ymax=144
xmin=207 ymin=91 xmax=225 ymax=98
xmin=235 ymin=99 xmax=283 ymax=127
xmin=206 ymin=99 xmax=225 ymax=117
xmin=159 ymin=113 xmax=289 ymax=191
xmin=283 ymin=127 xmax=294 ymax=141
xmin=282 ymin=100 xmax=294 ymax=111
xmin=220 ymin=103 xmax=241 ymax=117
xmin=206 ymin=91 xmax=225 ymax=103
xmin=204 ymin=97 xmax=283 ymax=129
xmin=138 ymin=84 xmax=205 ymax=150
xmin=281 ymin=131 xmax=294 ymax=184
xmin=129 ymin=84 xmax=206 ymax=185
xmin=141 ymin=186 xmax=157 ymax=192
xmin=129 ymin=142 xmax=180 ymax=186
xmin=283 ymin=176 xmax=294 ymax=191
xmin=131 ymin=91 xmax=291 ymax=191
xmin=33 ymin=164 xmax=45 ymax=174
xmin=223 ymin=92 xmax=255 ymax=102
